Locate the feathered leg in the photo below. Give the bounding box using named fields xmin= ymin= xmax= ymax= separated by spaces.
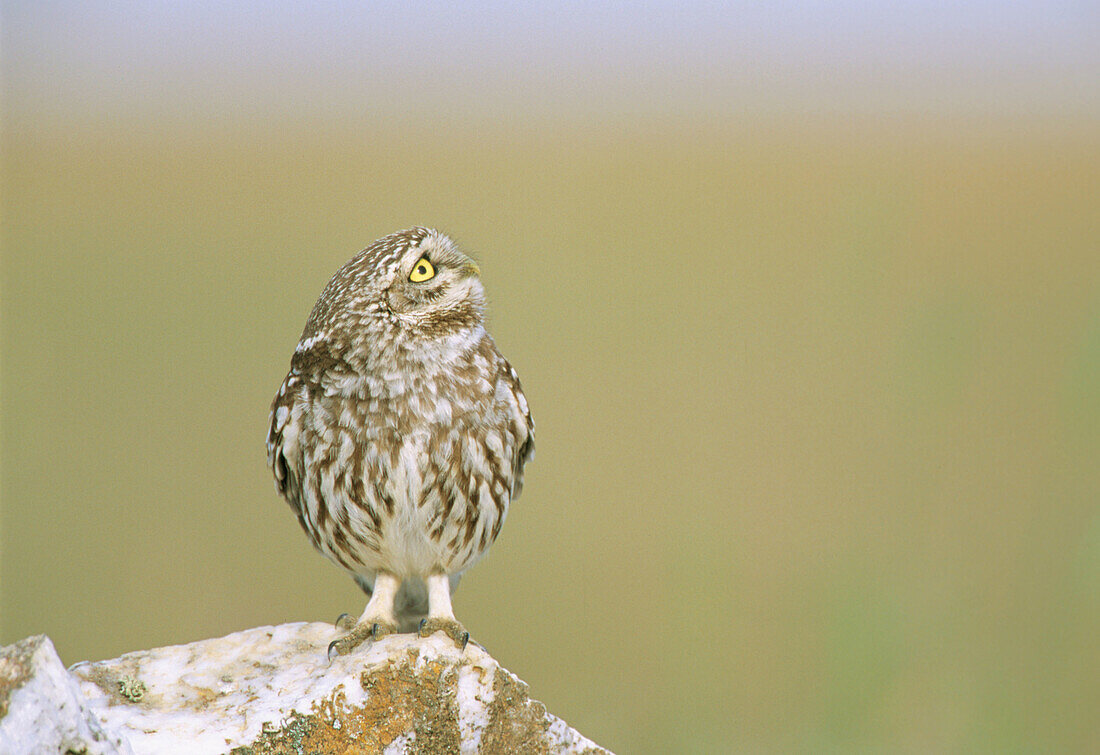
xmin=328 ymin=571 xmax=401 ymax=658
xmin=417 ymin=572 xmax=469 ymax=648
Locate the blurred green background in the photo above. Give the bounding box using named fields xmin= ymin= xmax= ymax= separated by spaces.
xmin=2 ymin=3 xmax=1098 ymax=752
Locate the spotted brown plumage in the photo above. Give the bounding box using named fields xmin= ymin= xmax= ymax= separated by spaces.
xmin=266 ymin=228 xmax=534 ymax=654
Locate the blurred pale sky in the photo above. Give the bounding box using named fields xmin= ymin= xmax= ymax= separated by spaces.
xmin=3 ymin=1 xmax=1098 ymax=124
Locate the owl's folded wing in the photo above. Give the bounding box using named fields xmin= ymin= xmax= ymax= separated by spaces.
xmin=267 ymin=373 xmax=303 ymax=503
xmin=498 ymin=359 xmax=535 ymax=500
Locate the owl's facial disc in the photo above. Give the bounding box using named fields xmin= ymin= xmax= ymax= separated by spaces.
xmin=386 ymin=239 xmax=485 ymax=332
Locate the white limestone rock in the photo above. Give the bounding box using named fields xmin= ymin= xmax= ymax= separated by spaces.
xmin=1 ymin=624 xmax=609 ymax=754
xmin=0 ymin=634 xmax=132 ymax=755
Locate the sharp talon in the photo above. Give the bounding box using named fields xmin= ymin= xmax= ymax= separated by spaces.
xmin=335 ymin=613 xmax=353 ymax=629
xmin=459 ymin=632 xmax=470 ymax=649
xmin=418 ymin=618 xmax=428 ymax=632
xmin=370 ymin=622 xmax=382 ymax=639
xmin=327 ymin=640 xmax=340 ymax=660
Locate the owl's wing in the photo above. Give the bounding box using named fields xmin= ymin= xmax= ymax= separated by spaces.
xmin=267 ymin=372 xmax=304 ymax=506
xmin=267 ymin=342 xmax=364 ymax=514
xmin=498 ymin=359 xmax=535 ymax=500
xmin=268 ymin=338 xmax=353 ymax=497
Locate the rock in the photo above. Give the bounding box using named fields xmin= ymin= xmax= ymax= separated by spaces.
xmin=0 ymin=634 xmax=132 ymax=755
xmin=1 ymin=624 xmax=610 ymax=754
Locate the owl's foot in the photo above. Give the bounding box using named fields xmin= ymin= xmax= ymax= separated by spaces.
xmin=418 ymin=618 xmax=470 ymax=649
xmin=327 ymin=620 xmax=398 ymax=659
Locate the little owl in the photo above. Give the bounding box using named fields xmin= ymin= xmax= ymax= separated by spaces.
xmin=266 ymin=228 xmax=534 ymax=655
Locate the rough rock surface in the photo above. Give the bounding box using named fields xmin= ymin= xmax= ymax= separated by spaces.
xmin=0 ymin=624 xmax=608 ymax=754
xmin=0 ymin=635 xmax=131 ymax=754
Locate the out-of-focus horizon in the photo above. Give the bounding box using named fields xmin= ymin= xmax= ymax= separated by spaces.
xmin=2 ymin=2 xmax=1098 ymax=752
xmin=4 ymin=1 xmax=1098 ymax=125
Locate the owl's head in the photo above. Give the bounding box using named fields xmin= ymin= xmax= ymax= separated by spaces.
xmin=300 ymin=228 xmax=486 ymax=357
xmin=383 ymin=230 xmax=486 ymax=335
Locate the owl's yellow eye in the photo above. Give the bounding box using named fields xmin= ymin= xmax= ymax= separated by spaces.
xmin=409 ymin=257 xmax=435 ymax=282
